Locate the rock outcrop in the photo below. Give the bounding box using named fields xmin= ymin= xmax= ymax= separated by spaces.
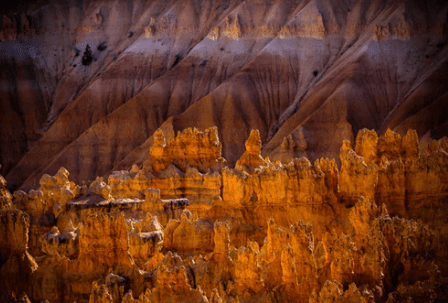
xmin=1 ymin=1 xmax=448 ymax=302
xmin=0 ymin=167 xmax=37 ymax=301
xmin=109 ymin=128 xmax=223 ymax=214
xmin=1 ymin=127 xmax=448 ymax=302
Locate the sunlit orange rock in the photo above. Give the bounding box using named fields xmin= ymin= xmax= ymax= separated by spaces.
xmin=235 ymin=129 xmax=268 ymax=174
xmin=40 ymin=225 xmax=79 ymax=258
xmin=339 ymin=140 xmax=378 ymax=206
xmin=0 ymin=172 xmax=37 ymax=300
xmin=1 ymin=127 xmax=448 ymax=302
xmin=109 ymin=127 xmax=223 ymax=214
xmin=143 ymin=127 xmax=227 ymax=174
xmin=309 ymin=281 xmax=374 ymax=303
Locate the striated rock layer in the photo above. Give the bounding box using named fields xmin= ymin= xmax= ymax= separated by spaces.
xmin=1 ymin=127 xmax=448 ymax=302
xmin=1 ymin=0 xmax=448 ymax=191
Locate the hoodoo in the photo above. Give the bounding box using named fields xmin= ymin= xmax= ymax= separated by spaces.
xmin=1 ymin=0 xmax=447 ymax=302
xmin=1 ymin=127 xmax=448 ymax=302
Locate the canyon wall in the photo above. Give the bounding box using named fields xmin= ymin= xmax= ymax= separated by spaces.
xmin=1 ymin=127 xmax=447 ymax=302
xmin=1 ymin=0 xmax=448 ymax=301
xmin=1 ymin=0 xmax=447 ymax=191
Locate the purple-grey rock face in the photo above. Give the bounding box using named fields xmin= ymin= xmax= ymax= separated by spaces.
xmin=1 ymin=0 xmax=447 ymax=190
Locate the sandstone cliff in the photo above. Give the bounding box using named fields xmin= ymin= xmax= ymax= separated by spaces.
xmin=1 ymin=127 xmax=448 ymax=302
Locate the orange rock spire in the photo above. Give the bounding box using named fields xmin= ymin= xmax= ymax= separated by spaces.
xmin=1 ymin=127 xmax=448 ymax=302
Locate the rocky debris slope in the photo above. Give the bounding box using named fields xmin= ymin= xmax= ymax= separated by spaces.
xmin=1 ymin=0 xmax=448 ymax=191
xmin=0 ymin=127 xmax=447 ymax=302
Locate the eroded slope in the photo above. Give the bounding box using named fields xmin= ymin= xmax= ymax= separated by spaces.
xmin=1 ymin=127 xmax=448 ymax=302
